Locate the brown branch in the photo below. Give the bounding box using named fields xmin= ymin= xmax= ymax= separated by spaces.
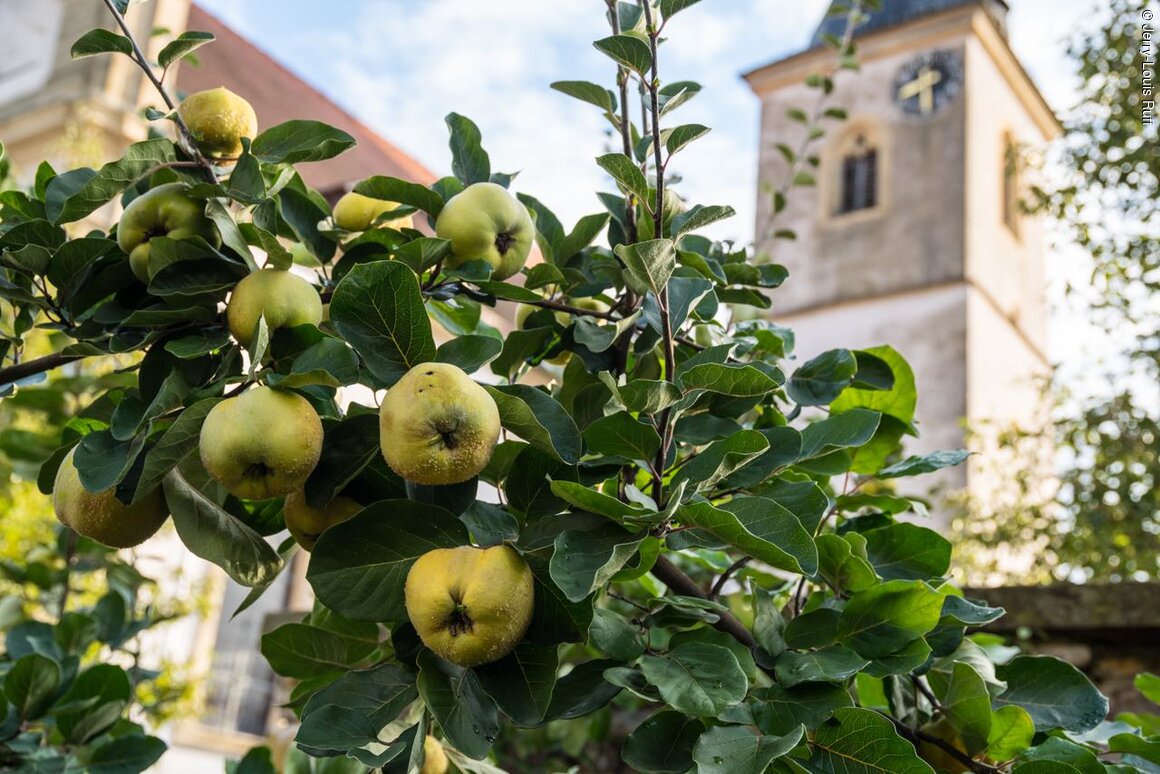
xmin=882 ymin=713 xmax=1000 ymax=774
xmin=0 ymin=352 xmax=87 ymax=387
xmin=651 ymin=555 xmax=757 ymax=650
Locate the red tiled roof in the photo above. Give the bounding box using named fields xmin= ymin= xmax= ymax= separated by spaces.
xmin=176 ymin=4 xmax=435 ymax=193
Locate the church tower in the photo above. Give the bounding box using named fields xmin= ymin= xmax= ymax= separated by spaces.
xmin=744 ymin=0 xmax=1061 ymax=520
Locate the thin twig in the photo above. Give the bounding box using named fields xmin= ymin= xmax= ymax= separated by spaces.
xmin=522 ymin=297 xmax=619 ymax=321
xmin=708 ymin=557 xmax=751 ymax=599
xmin=99 ymin=0 xmax=219 ymax=183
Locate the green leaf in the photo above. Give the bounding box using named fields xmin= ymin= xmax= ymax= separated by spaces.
xmin=623 ymin=711 xmax=704 ymax=774
xmin=550 ymin=523 xmax=643 ymax=602
xmin=774 ymin=646 xmax=868 ymax=687
xmin=837 ymin=579 xmax=945 ymax=658
xmin=670 ymin=204 xmax=735 ymax=239
xmin=550 ymin=480 xmax=650 ymax=522
xmin=665 ymin=124 xmax=711 ymax=157
xmin=131 ymin=398 xmax=219 ymax=503
xmin=994 ymin=655 xmax=1109 ymax=733
xmin=1108 ymin=733 xmax=1160 ymax=766
xmin=260 ymin=622 xmax=377 ymax=680
xmin=787 ymin=349 xmax=857 ymax=407
xmin=474 ymin=643 xmax=559 ymax=726
xmin=158 ymin=30 xmax=215 ymax=68
xmin=862 ymin=523 xmax=952 ymax=581
xmin=86 ymin=734 xmax=167 ymax=774
xmin=877 ymin=449 xmax=971 ymax=479
xmin=329 ymin=260 xmax=436 ymax=387
xmin=48 ymin=139 xmax=177 ymax=224
xmin=435 ymin=335 xmax=501 ymax=374
xmin=354 ymin=176 xmax=446 ymax=218
xmin=680 ymin=363 xmax=783 ymax=397
xmin=550 ymin=80 xmax=617 ymax=114
xmin=798 ymin=408 xmax=881 ymax=461
xmin=593 ymin=33 xmax=653 ymax=74
xmin=660 ymin=0 xmax=705 ymax=20
xmin=986 ymin=705 xmax=1036 ymax=761
xmin=542 ymin=659 xmax=622 ymax=721
xmin=816 ymin=534 xmax=878 ymax=593
xmin=639 ymin=642 xmax=749 ymax=717
xmin=393 ymin=237 xmax=453 ymax=273
xmin=308 ymin=500 xmax=467 ymax=622
xmin=1016 ymin=737 xmax=1105 ymax=773
xmin=589 ymin=608 xmax=646 ymax=661
xmin=600 ymin=374 xmax=683 ymax=416
xmin=417 ymin=650 xmax=499 ymax=760
xmin=163 ymin=469 xmax=283 ymax=587
xmin=296 ymin=662 xmax=417 ymax=751
xmin=681 ymin=495 xmax=817 ymax=573
xmin=692 ymin=724 xmax=803 ymax=774
xmin=939 ymin=596 xmax=1005 ymax=627
xmin=582 ymin=411 xmax=661 ymax=462
xmin=936 ymin=662 xmax=993 ymax=755
xmin=70 ymin=29 xmax=132 ymax=59
xmin=526 ymin=555 xmax=594 ymax=646
xmin=54 ymin=664 xmax=131 ymax=744
xmin=445 ymin=113 xmax=491 ymax=185
xmin=597 ymin=153 xmax=651 ymax=208
xmin=673 ymin=430 xmax=769 ymax=492
xmin=731 ymin=683 xmax=853 ymax=735
xmin=831 ymin=345 xmax=916 ymax=424
xmin=808 ymin=707 xmax=934 ymax=773
xmin=560 ymin=212 xmax=610 ymax=262
xmin=614 ymin=238 xmax=675 ymax=296
xmin=251 ymin=120 xmax=356 ymax=164
xmin=485 ymin=385 xmax=582 ymax=465
xmin=4 ymin=653 xmax=60 ymax=719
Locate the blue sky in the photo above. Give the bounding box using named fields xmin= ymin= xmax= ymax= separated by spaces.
xmin=195 ymin=0 xmax=1091 ymax=241
xmin=195 ymin=0 xmax=1107 ymax=384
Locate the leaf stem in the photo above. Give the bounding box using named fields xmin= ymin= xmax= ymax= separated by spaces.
xmin=882 ymin=713 xmax=1000 ymax=774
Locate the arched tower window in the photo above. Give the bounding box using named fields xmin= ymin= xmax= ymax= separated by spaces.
xmin=840 ymin=135 xmax=879 ymax=214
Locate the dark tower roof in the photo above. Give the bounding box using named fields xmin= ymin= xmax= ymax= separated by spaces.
xmin=811 ymin=0 xmax=1008 ymax=46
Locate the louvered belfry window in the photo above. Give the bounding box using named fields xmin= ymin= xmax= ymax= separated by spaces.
xmin=840 ymin=143 xmax=878 ymax=214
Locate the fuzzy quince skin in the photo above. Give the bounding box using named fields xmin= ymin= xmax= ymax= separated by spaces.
xmin=226 ymin=269 xmax=323 ymax=346
xmin=178 ymin=86 xmax=258 ymax=162
xmin=435 ymin=182 xmax=534 ymax=280
xmin=283 ymin=490 xmax=362 ymax=551
xmin=379 ymin=362 xmax=500 ymax=486
xmin=117 ymin=183 xmax=220 ymax=281
xmin=420 ymin=736 xmax=448 ymax=774
xmin=53 ymin=448 xmax=168 ymax=548
xmin=199 ymin=387 xmax=323 ymax=500
xmin=405 ymin=544 xmax=534 ymax=668
xmin=333 ymin=192 xmax=413 ymax=232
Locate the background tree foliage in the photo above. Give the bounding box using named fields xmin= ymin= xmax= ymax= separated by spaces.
xmin=954 ymin=0 xmax=1159 ymax=583
xmin=0 ymin=1 xmax=1157 ymax=773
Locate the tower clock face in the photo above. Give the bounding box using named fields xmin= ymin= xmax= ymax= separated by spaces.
xmin=893 ymin=50 xmax=963 ymax=118
xmin=0 ymin=0 xmax=65 ymax=108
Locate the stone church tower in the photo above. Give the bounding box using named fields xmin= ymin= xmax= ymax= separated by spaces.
xmin=744 ymin=0 xmax=1061 ymax=521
